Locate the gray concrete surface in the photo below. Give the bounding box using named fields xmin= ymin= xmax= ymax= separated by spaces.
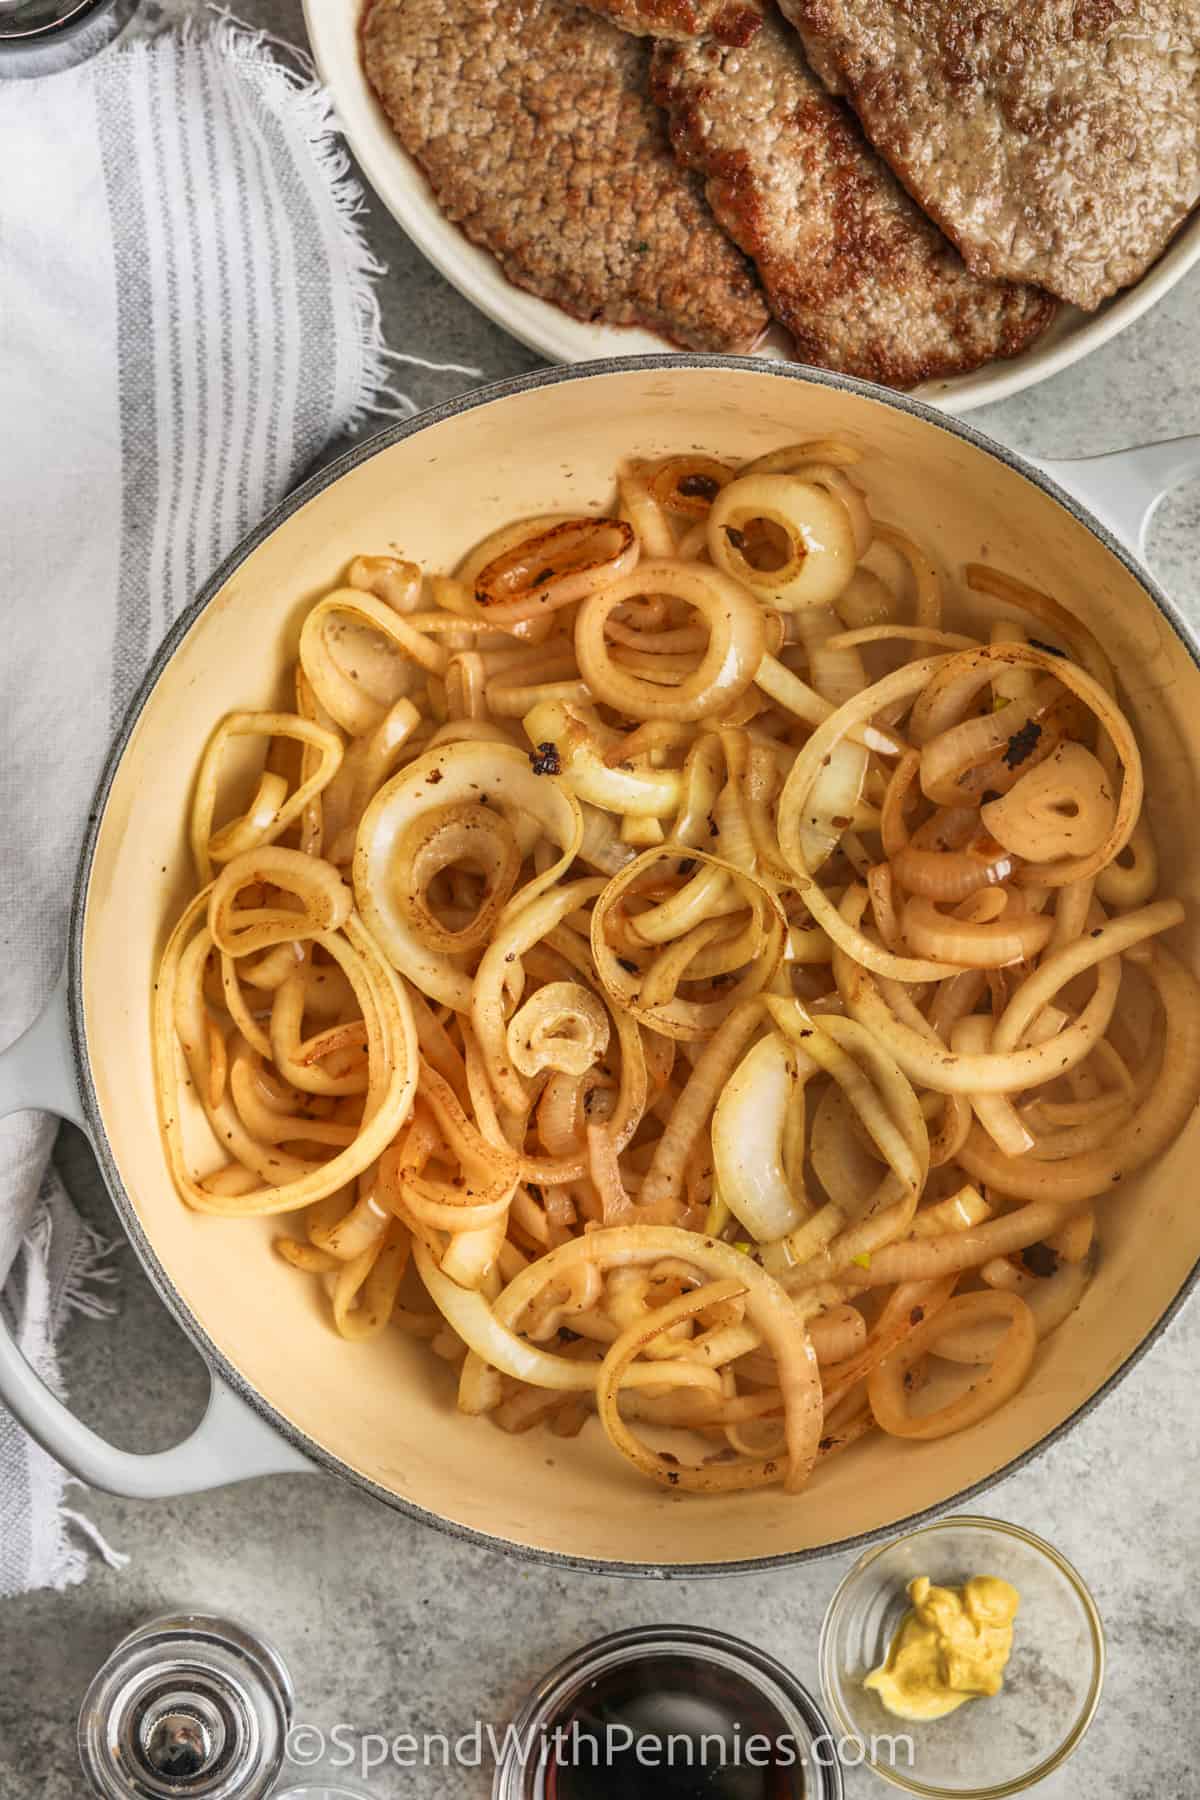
xmin=2 ymin=2 xmax=1199 ymax=1794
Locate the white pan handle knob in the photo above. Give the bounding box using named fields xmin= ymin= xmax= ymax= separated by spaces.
xmin=1029 ymin=436 xmax=1200 ymax=561
xmin=0 ymin=976 xmax=313 ymax=1495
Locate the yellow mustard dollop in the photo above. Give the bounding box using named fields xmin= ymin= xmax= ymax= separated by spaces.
xmin=864 ymin=1574 xmax=1020 ymax=1722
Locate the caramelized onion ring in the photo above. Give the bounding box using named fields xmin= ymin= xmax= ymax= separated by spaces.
xmin=354 ymin=742 xmax=582 ymax=1010
xmin=708 ymin=474 xmax=857 ymax=610
xmin=868 ymin=1291 xmax=1036 ymax=1439
xmin=474 ymin=517 xmax=638 ymax=629
xmin=576 ymin=561 xmax=766 ymax=722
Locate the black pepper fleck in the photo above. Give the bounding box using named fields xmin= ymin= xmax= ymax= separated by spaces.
xmin=528 ymin=742 xmax=561 ymax=776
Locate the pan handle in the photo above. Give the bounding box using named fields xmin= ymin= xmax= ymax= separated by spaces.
xmin=0 ymin=974 xmax=312 ymax=1495
xmin=1030 ymin=435 xmax=1200 ymax=561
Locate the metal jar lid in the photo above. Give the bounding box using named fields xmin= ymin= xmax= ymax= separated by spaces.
xmin=0 ymin=0 xmax=142 ymax=80
xmin=77 ymin=1613 xmax=294 ymax=1800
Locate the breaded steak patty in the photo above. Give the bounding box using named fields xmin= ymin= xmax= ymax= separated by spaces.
xmin=779 ymin=0 xmax=1200 ymax=310
xmin=361 ymin=0 xmax=769 ymax=351
xmin=578 ymin=0 xmax=763 ymax=46
xmin=651 ymin=12 xmax=1055 ymax=387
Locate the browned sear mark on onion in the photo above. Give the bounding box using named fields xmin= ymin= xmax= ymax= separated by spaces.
xmin=1003 ymin=719 xmax=1043 ymax=769
xmin=679 ymin=474 xmax=719 ymax=500
xmin=475 ymin=518 xmax=636 ymax=626
xmin=650 ymin=456 xmax=735 ymax=518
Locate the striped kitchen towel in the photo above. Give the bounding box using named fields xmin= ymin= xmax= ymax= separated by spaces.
xmin=0 ymin=17 xmax=479 ymax=1596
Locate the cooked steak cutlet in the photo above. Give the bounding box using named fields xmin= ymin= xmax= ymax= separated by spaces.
xmin=778 ymin=0 xmax=1200 ymax=310
xmin=651 ymin=13 xmax=1055 ymax=388
xmin=361 ymin=0 xmax=768 ymax=352
xmin=580 ymin=0 xmax=762 ymax=46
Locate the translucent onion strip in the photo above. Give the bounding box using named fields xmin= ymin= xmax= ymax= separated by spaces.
xmin=868 ymin=1291 xmax=1036 ymax=1439
xmin=982 ymin=743 xmax=1116 ymax=863
xmin=155 ymin=894 xmax=417 ymax=1217
xmin=712 ymin=1032 xmax=810 ymax=1241
xmin=915 ymin=643 xmax=1142 ymax=887
xmin=299 ymin=588 xmax=448 ymax=734
xmin=591 ymin=848 xmax=786 ymax=1040
xmin=959 ymin=945 xmax=1200 ymax=1203
xmin=191 ymin=711 xmax=343 ymax=885
xmin=506 ymin=981 xmax=610 ymax=1080
xmin=479 ymin=1227 xmax=823 ymax=1491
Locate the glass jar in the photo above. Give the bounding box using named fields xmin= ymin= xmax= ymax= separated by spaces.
xmin=493 ymin=1623 xmax=844 ymax=1800
xmin=77 ymin=1612 xmax=294 ymax=1800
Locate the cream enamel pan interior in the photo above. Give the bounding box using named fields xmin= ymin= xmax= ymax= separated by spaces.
xmin=78 ymin=361 xmax=1200 ymax=1571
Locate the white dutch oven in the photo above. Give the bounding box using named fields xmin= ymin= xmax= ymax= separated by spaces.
xmin=0 ymin=359 xmax=1197 ymax=1573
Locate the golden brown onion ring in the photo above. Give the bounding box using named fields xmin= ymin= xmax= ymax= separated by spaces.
xmin=473 ymin=517 xmax=638 ymax=630
xmin=982 ymin=742 xmax=1116 ymax=863
xmin=576 ymin=561 xmax=766 ymax=723
xmin=591 ymin=848 xmax=786 ymax=1040
xmin=868 ymin=1291 xmax=1036 ymax=1439
xmin=708 ymin=474 xmax=857 ymax=610
xmin=354 ymin=741 xmax=582 ymax=1010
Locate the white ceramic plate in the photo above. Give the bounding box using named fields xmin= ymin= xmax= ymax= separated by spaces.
xmin=304 ymin=0 xmax=1200 ymax=413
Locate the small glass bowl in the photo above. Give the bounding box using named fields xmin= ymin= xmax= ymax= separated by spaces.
xmin=494 ymin=1625 xmax=843 ymax=1799
xmin=819 ymin=1516 xmax=1104 ymax=1798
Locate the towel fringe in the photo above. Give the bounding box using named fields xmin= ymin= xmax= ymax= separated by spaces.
xmin=61 ymin=1507 xmax=132 ymax=1573
xmin=199 ymin=8 xmax=484 ymax=430
xmin=7 ymin=1210 xmax=126 ymax=1592
xmin=60 ymin=1219 xmax=122 ymax=1322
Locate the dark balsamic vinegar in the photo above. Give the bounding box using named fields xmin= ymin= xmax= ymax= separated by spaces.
xmin=546 ymin=1651 xmax=805 ymax=1799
